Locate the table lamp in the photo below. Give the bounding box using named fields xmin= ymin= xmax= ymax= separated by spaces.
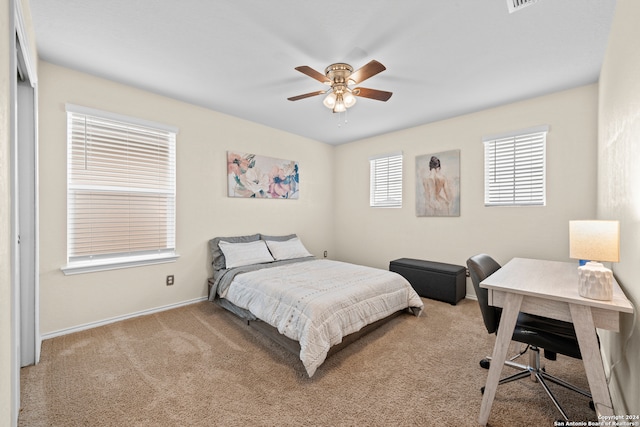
xmin=569 ymin=220 xmax=620 ymax=301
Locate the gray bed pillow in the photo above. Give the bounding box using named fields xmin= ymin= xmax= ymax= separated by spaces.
xmin=260 ymin=233 xmax=297 ymax=242
xmin=209 ymin=234 xmax=260 ymax=270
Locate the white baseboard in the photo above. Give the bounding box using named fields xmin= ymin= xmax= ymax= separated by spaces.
xmin=41 ymin=296 xmax=208 ymax=341
xmin=600 ymin=340 xmax=629 ymax=415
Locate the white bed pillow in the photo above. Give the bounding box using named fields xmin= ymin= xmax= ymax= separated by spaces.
xmin=218 ymin=240 xmax=274 ymax=269
xmin=265 ymin=237 xmax=312 ymax=260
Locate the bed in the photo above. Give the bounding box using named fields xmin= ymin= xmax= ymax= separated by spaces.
xmin=208 ymin=234 xmax=424 ymax=377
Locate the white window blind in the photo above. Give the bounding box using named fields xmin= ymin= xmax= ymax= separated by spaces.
xmin=65 ymin=106 xmax=177 ymax=270
xmin=370 ymin=152 xmax=403 ymax=208
xmin=483 ymin=126 xmax=547 ymax=207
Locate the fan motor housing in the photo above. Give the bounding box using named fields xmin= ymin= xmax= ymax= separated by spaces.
xmin=325 ymin=63 xmax=353 ymax=85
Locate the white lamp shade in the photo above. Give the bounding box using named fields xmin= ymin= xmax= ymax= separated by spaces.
xmin=343 ymin=91 xmax=357 ymax=108
xmin=569 ymin=220 xmax=620 ymax=262
xmin=333 ymin=94 xmax=346 ymax=113
xmin=323 ymin=92 xmax=337 ymax=108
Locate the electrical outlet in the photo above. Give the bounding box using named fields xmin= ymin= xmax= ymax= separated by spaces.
xmin=166 ymin=275 xmax=174 ymax=286
xmin=323 ymin=250 xmax=328 ymax=258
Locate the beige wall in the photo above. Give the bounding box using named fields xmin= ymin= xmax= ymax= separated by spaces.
xmin=38 ymin=66 xmax=601 ymax=332
xmin=333 ymin=85 xmax=599 ymax=297
xmin=598 ymin=0 xmax=640 ymax=415
xmin=38 ymin=62 xmax=334 ymax=335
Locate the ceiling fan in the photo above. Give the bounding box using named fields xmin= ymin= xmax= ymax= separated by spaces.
xmin=287 ymin=60 xmax=392 ymax=113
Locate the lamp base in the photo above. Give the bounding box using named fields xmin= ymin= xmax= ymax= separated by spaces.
xmin=577 ymin=261 xmax=613 ymax=301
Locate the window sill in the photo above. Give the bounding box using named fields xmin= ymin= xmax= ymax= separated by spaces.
xmin=61 ymin=253 xmax=179 ymax=275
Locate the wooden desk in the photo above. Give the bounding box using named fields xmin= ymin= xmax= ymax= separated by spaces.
xmin=478 ymin=258 xmax=633 ymax=426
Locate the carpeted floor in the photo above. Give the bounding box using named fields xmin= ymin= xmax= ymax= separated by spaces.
xmin=19 ymin=298 xmax=597 ymax=426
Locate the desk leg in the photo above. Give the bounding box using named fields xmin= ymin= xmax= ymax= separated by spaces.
xmin=568 ymin=304 xmax=614 ymax=417
xmin=479 ymin=292 xmax=523 ymax=426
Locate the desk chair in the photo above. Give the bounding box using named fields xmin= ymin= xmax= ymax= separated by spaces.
xmin=467 ymin=254 xmax=592 ymax=420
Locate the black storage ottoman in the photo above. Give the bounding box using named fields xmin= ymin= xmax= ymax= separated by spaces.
xmin=389 ymin=258 xmax=466 ymax=305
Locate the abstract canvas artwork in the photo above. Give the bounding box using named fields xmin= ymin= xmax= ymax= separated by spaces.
xmin=227 ymin=151 xmax=299 ymax=199
xmin=416 ymin=149 xmax=460 ymax=217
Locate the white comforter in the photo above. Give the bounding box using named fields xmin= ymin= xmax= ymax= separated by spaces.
xmin=224 ymin=259 xmax=424 ymax=377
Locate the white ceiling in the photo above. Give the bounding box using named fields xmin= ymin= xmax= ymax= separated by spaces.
xmin=29 ymin=0 xmax=616 ymax=145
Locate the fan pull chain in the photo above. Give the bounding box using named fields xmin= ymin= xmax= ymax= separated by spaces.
xmin=337 ymin=109 xmax=348 ymax=128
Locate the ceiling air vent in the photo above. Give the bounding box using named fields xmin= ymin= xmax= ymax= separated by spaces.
xmin=507 ymin=0 xmax=538 ymax=13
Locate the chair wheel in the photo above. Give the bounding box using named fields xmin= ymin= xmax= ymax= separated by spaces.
xmin=480 ymin=358 xmax=491 ymax=369
xmin=481 ymin=386 xmax=485 ymax=394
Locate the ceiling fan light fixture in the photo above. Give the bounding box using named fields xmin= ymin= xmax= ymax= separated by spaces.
xmin=323 ymin=92 xmax=337 ymax=108
xmin=343 ymin=91 xmax=357 ymax=108
xmin=333 ymin=94 xmax=346 ymax=113
xmin=289 ymin=60 xmax=391 ymax=116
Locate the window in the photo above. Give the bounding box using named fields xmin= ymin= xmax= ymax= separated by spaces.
xmin=483 ymin=126 xmax=548 ymax=207
xmin=63 ymin=104 xmax=178 ymax=274
xmin=370 ymin=152 xmax=402 ymax=208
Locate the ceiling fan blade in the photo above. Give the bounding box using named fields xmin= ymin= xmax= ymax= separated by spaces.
xmin=287 ymin=90 xmax=327 ymax=101
xmin=348 ymin=60 xmax=386 ymax=85
xmin=294 ymin=66 xmax=331 ymax=84
xmin=353 ymin=87 xmax=393 ymax=102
